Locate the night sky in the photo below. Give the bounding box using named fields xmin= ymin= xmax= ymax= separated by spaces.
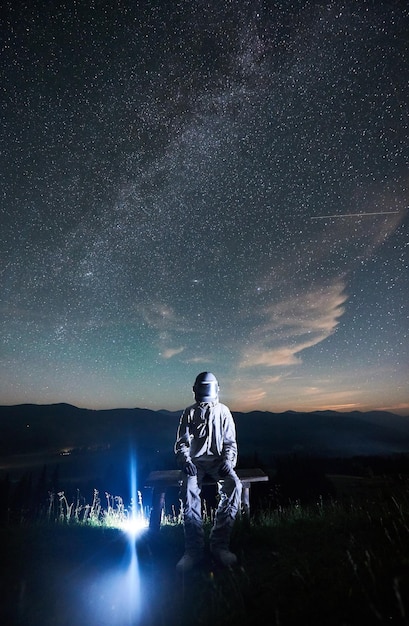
xmin=1 ymin=1 xmax=408 ymax=414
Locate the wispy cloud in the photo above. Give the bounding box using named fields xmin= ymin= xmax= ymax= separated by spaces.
xmin=235 ymin=387 xmax=267 ymax=408
xmin=316 ymin=403 xmax=360 ymax=411
xmin=379 ymin=403 xmax=409 ymax=413
xmin=185 ymin=355 xmax=214 ymax=364
xmin=239 ymin=280 xmax=347 ymax=368
xmin=161 ymin=346 xmax=185 ymax=359
xmin=227 ymin=373 xmax=286 ymax=410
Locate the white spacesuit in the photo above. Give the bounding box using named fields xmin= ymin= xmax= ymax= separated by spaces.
xmin=175 ymin=372 xmax=242 ymax=572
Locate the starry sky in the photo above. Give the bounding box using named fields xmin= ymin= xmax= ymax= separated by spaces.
xmin=1 ymin=1 xmax=408 ymax=414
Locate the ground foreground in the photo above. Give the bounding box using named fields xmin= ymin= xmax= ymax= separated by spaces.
xmin=2 ymin=487 xmax=409 ymax=626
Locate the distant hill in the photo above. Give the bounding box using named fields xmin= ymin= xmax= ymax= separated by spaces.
xmin=1 ymin=403 xmax=408 ymax=461
xmin=233 ymin=410 xmax=409 ymax=459
xmin=0 ymin=403 xmax=177 ymax=457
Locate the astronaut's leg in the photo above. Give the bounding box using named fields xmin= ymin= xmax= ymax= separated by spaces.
xmin=208 ymin=462 xmax=242 ymax=565
xmin=177 ymin=470 xmax=205 ymax=571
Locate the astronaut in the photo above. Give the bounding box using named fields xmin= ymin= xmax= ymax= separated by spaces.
xmin=175 ymin=372 xmax=242 ymax=572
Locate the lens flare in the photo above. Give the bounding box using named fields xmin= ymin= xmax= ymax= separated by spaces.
xmin=75 ymin=451 xmax=149 ymax=624
xmin=78 ymin=545 xmax=142 ymax=625
xmin=124 ymin=450 xmax=149 ymax=537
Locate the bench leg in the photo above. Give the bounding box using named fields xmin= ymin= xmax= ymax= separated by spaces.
xmin=241 ymin=483 xmax=250 ymax=517
xmin=149 ymin=488 xmax=166 ymax=532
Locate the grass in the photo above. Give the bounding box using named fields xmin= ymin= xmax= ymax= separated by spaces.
xmin=1 ymin=482 xmax=409 ymax=625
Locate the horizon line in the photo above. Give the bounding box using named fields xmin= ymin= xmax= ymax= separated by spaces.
xmin=0 ymin=401 xmax=407 ymax=417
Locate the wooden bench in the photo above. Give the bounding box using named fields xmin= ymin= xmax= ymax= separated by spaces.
xmin=145 ymin=468 xmax=269 ymax=531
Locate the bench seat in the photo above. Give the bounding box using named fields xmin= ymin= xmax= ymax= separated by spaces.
xmin=145 ymin=467 xmax=269 ymax=531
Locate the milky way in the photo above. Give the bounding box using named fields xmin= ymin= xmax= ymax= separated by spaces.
xmin=1 ymin=1 xmax=408 ymax=413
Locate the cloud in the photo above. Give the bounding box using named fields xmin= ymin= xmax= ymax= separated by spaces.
xmin=239 ymin=280 xmax=347 ymax=368
xmin=226 ymin=373 xmax=286 ymax=409
xmin=317 ymin=403 xmax=360 ymax=411
xmin=235 ymin=387 xmax=267 ymax=408
xmin=186 ymin=355 xmax=213 ymax=364
xmin=379 ymin=403 xmax=409 ymax=413
xmin=161 ymin=346 xmax=185 ymax=359
xmin=241 ymin=346 xmax=303 ymax=368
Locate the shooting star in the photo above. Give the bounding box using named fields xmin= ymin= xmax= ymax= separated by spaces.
xmin=311 ymin=211 xmax=400 ymax=220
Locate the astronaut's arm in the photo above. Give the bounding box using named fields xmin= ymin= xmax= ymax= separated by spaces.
xmin=174 ymin=411 xmax=192 ymax=463
xmin=222 ymin=410 xmax=238 ymax=467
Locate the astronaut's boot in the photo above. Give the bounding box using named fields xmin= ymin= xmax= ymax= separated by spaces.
xmin=209 ymin=519 xmax=237 ymax=567
xmin=210 ymin=548 xmax=237 ymax=567
xmin=177 ymin=518 xmax=205 ymax=572
xmin=176 ymin=551 xmax=204 ymax=573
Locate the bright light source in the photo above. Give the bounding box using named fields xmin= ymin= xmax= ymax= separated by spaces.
xmin=119 ymin=513 xmax=149 ymax=539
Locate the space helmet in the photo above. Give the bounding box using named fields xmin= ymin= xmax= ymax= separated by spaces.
xmin=193 ymin=372 xmax=219 ymax=403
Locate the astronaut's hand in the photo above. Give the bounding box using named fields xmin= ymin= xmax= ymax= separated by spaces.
xmin=219 ymin=460 xmax=232 ymax=477
xmin=182 ymin=460 xmax=197 ymax=476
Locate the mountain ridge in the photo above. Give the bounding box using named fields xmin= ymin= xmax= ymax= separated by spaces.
xmin=0 ymin=403 xmax=408 ymax=460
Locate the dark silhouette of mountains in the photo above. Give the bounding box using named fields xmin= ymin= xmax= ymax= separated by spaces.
xmin=1 ymin=403 xmax=409 ymax=462
xmin=234 ymin=409 xmax=409 ymax=458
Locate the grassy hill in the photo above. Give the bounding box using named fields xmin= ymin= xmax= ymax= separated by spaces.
xmin=1 ymin=475 xmax=409 ymax=626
